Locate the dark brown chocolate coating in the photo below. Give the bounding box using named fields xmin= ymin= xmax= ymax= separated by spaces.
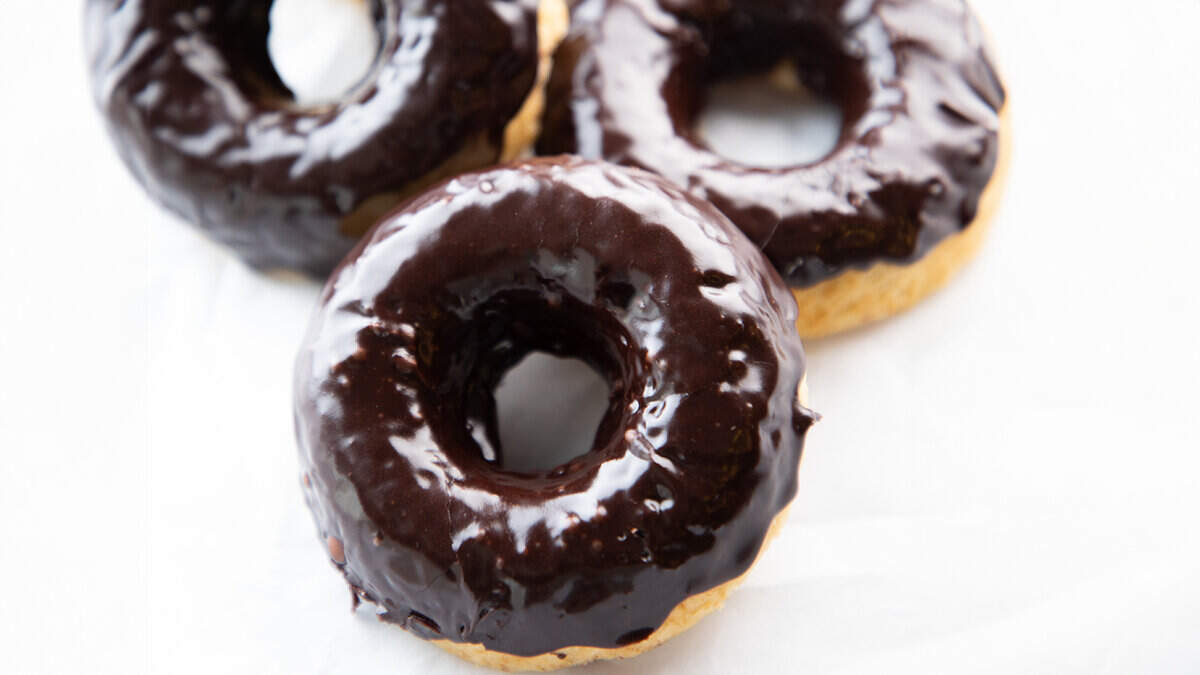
xmin=539 ymin=0 xmax=1006 ymax=286
xmin=294 ymin=158 xmax=815 ymax=656
xmin=85 ymin=0 xmax=540 ymax=276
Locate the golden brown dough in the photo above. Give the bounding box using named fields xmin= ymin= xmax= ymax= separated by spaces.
xmin=502 ymin=0 xmax=570 ymax=161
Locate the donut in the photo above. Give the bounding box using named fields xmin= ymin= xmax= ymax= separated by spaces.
xmin=539 ymin=0 xmax=1008 ymax=337
xmin=85 ymin=0 xmax=568 ymax=276
xmin=293 ymin=157 xmax=816 ymax=669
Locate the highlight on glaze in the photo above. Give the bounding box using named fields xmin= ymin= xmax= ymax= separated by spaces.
xmin=294 ymin=158 xmax=816 ymax=656
xmin=85 ymin=0 xmax=542 ymax=275
xmin=539 ymin=0 xmax=1006 ymax=286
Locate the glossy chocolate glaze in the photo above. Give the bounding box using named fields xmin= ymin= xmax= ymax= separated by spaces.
xmin=539 ymin=0 xmax=1006 ymax=286
xmin=294 ymin=158 xmax=815 ymax=656
xmin=85 ymin=0 xmax=540 ymax=276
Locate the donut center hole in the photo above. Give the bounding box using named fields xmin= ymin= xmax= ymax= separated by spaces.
xmin=440 ymin=290 xmax=637 ymax=476
xmin=267 ymin=0 xmax=380 ymax=104
xmin=492 ymin=353 xmax=611 ymax=474
xmin=696 ymin=62 xmax=844 ymax=168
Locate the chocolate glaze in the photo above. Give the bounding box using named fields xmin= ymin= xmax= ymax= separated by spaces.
xmin=539 ymin=0 xmax=1006 ymax=286
xmin=85 ymin=0 xmax=540 ymax=276
xmin=294 ymin=158 xmax=815 ymax=656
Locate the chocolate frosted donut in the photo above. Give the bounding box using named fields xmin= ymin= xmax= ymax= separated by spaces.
xmin=540 ymin=0 xmax=1008 ymax=336
xmin=294 ymin=158 xmax=815 ymax=669
xmin=85 ymin=0 xmax=567 ymax=275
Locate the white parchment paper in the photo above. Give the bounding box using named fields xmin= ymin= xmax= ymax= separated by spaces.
xmin=2 ymin=1 xmax=1199 ymax=673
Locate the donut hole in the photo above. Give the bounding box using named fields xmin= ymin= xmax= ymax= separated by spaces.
xmin=201 ymin=0 xmax=383 ymax=107
xmin=267 ymin=0 xmax=382 ymax=105
xmin=493 ymin=353 xmax=611 ymax=474
xmin=686 ymin=19 xmax=870 ymax=168
xmin=696 ymin=63 xmax=844 ymax=168
xmin=428 ymin=290 xmax=642 ymax=477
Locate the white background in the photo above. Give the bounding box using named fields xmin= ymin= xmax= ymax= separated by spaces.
xmin=3 ymin=1 xmax=1200 ymax=673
